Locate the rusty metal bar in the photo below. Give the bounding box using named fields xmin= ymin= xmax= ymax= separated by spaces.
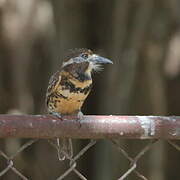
xmin=0 ymin=115 xmax=179 ymax=139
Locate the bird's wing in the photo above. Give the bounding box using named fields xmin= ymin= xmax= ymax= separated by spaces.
xmin=46 ymin=71 xmax=61 ymax=101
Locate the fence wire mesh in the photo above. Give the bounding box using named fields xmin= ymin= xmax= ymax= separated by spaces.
xmin=0 ymin=115 xmax=180 ymax=180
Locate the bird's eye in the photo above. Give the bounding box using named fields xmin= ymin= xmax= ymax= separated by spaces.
xmin=81 ymin=53 xmax=88 ymax=59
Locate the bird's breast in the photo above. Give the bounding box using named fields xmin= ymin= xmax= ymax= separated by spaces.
xmin=52 ymin=77 xmax=92 ymax=114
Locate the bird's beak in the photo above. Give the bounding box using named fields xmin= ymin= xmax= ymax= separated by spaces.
xmin=88 ymin=54 xmax=113 ymax=64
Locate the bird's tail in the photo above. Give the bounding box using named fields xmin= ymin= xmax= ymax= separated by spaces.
xmin=57 ymin=138 xmax=73 ymax=160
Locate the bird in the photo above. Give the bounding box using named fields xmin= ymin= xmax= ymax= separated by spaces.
xmin=46 ymin=48 xmax=113 ymax=160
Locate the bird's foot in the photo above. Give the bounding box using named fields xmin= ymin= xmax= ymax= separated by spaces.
xmin=77 ymin=111 xmax=84 ymax=120
xmin=50 ymin=111 xmax=62 ymax=120
xmin=76 ymin=111 xmax=84 ymax=128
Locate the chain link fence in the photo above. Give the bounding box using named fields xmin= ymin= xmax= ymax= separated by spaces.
xmin=0 ymin=115 xmax=180 ymax=180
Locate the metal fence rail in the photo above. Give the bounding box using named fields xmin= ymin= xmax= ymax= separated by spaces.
xmin=0 ymin=115 xmax=180 ymax=180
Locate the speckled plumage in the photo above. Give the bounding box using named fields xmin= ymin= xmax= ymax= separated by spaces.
xmin=46 ymin=70 xmax=92 ymax=115
xmin=46 ymin=48 xmax=112 ymax=160
xmin=46 ymin=49 xmax=93 ymax=115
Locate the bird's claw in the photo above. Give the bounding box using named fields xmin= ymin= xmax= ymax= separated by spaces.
xmin=76 ymin=111 xmax=83 ymax=128
xmin=50 ymin=111 xmax=62 ymax=120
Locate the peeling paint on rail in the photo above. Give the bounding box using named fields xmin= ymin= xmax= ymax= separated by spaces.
xmin=137 ymin=116 xmax=155 ymax=138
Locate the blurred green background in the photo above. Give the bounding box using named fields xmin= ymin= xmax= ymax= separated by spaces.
xmin=0 ymin=0 xmax=180 ymax=179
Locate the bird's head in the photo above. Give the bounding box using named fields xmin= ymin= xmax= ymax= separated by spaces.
xmin=62 ymin=48 xmax=113 ymax=80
